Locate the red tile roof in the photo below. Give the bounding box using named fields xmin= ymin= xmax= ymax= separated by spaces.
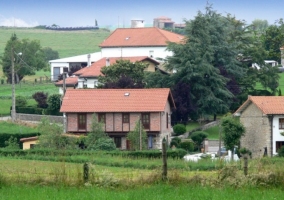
xmin=55 ymin=76 xmax=78 ymax=87
xmin=60 ymin=88 xmax=175 ymax=113
xmin=234 ymin=96 xmax=284 ymax=115
xmin=77 ymin=56 xmax=159 ymax=78
xmin=99 ymin=27 xmax=184 ymax=47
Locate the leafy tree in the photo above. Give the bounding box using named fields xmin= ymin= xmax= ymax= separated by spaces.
xmin=127 ymin=120 xmax=147 ymax=150
xmin=221 ymin=116 xmax=245 ymax=161
xmin=258 ymin=65 xmax=280 ymax=95
xmin=37 ymin=117 xmax=76 ymax=149
xmin=262 ymin=22 xmax=284 ymax=63
xmin=250 ymin=19 xmax=269 ymax=34
xmin=1 ymin=34 xmax=47 ymax=83
xmin=144 ymin=71 xmax=172 ymax=88
xmin=99 ymin=60 xmax=147 ymax=88
xmin=16 ymin=95 xmax=27 ymax=107
xmin=190 ymin=131 xmax=208 ymax=151
xmin=42 ymin=47 xmax=59 ymax=62
xmin=32 ymin=92 xmax=48 ymax=108
xmin=86 ymin=114 xmax=108 ymax=149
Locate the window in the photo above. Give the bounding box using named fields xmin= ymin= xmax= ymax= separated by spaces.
xmin=63 ymin=67 xmax=68 ymax=73
xmin=279 ymin=119 xmax=284 ymax=129
xmin=142 ymin=113 xmax=150 ymax=129
xmin=166 ymin=112 xmax=168 ymax=128
xmin=78 ymin=114 xmax=87 ymax=130
xmin=98 ymin=113 xmax=106 ymax=123
xmin=123 ymin=113 xmax=129 ymax=123
xmin=276 ymin=141 xmax=284 ymax=152
xmin=113 ymin=137 xmax=121 ymax=148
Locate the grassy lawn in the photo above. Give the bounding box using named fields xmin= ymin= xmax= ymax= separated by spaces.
xmin=0 ymin=99 xmax=36 ymax=116
xmin=0 ymin=121 xmax=37 ymax=134
xmin=0 ymin=27 xmax=110 ymax=58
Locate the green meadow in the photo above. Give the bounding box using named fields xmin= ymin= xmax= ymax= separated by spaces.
xmin=0 ymin=27 xmax=110 ymax=58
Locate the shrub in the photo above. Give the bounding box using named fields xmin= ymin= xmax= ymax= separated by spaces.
xmin=0 ymin=133 xmax=39 ymax=148
xmin=190 ymin=131 xmax=208 ymax=151
xmin=88 ymin=137 xmax=116 ymax=151
xmin=32 ymin=91 xmax=48 ymax=108
xmin=173 ymin=124 xmax=186 ymax=136
xmin=180 ymin=139 xmax=194 ymax=152
xmin=47 ymin=94 xmax=61 ymax=113
xmin=170 ymin=137 xmax=181 ymax=148
xmin=16 ymin=106 xmax=45 ymax=115
xmin=1 ymin=79 xmax=4 ymax=84
xmin=16 ymin=95 xmax=27 ymax=107
xmin=4 ymin=136 xmax=20 ymax=149
xmin=277 ymin=146 xmax=284 ymax=157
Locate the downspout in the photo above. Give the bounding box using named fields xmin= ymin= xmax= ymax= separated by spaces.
xmin=270 ymin=115 xmax=274 ymax=157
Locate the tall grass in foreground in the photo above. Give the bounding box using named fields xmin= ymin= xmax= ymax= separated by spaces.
xmin=0 ymin=184 xmax=283 ymax=200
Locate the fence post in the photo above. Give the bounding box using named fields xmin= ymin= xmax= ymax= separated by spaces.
xmin=162 ymin=139 xmax=167 ymax=181
xmin=83 ymin=162 xmax=89 ymax=182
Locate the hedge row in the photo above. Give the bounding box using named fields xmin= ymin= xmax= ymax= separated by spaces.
xmin=16 ymin=106 xmax=62 ymax=116
xmin=0 ymin=148 xmax=187 ymax=159
xmin=0 ymin=133 xmax=39 ymax=148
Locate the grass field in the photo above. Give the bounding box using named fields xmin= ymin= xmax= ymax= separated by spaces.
xmin=0 ymin=121 xmax=37 ymax=134
xmin=1 ymin=157 xmax=284 ymax=199
xmin=0 ymin=27 xmax=110 ymax=58
xmin=1 ymin=184 xmax=283 ymax=200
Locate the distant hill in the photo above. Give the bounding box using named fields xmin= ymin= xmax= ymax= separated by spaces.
xmin=0 ymin=27 xmax=111 ymax=59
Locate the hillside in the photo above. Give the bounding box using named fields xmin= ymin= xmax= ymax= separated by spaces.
xmin=0 ymin=27 xmax=111 ymax=58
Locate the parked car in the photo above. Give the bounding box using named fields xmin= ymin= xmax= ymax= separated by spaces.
xmin=216 ymin=147 xmax=228 ymax=157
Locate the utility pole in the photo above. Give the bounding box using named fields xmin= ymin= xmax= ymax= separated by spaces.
xmin=11 ymin=45 xmax=16 ymax=122
xmin=63 ymin=72 xmax=67 ymax=95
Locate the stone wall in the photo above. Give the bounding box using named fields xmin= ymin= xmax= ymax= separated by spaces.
xmin=240 ymin=103 xmax=271 ymax=158
xmin=16 ymin=113 xmax=63 ymax=124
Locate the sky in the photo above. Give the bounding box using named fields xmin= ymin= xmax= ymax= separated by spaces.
xmin=0 ymin=0 xmax=284 ymax=28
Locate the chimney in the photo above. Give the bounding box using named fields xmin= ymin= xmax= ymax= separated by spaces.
xmin=106 ymin=57 xmax=110 ymax=66
xmin=87 ymin=54 xmax=91 ymax=67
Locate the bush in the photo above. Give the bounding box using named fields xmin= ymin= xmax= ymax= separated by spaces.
xmin=0 ymin=133 xmax=39 ymax=148
xmin=190 ymin=131 xmax=208 ymax=151
xmin=277 ymin=146 xmax=284 ymax=157
xmin=88 ymin=137 xmax=116 ymax=151
xmin=180 ymin=139 xmax=194 ymax=152
xmin=16 ymin=106 xmax=45 ymax=115
xmin=16 ymin=96 xmax=27 ymax=107
xmin=173 ymin=124 xmax=186 ymax=136
xmin=170 ymin=137 xmax=181 ymax=148
xmin=32 ymin=91 xmax=48 ymax=108
xmin=1 ymin=79 xmax=4 ymax=84
xmin=47 ymin=94 xmax=61 ymax=112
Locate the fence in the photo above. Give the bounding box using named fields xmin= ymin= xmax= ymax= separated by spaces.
xmin=16 ymin=113 xmax=63 ymax=124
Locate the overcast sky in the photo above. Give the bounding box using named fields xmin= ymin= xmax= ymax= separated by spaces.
xmin=0 ymin=0 xmax=283 ymax=28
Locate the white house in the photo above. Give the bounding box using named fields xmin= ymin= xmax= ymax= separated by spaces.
xmin=50 ymin=27 xmax=184 ymax=81
xmin=234 ymin=96 xmax=284 ymax=158
xmin=49 ymin=52 xmax=102 ymax=81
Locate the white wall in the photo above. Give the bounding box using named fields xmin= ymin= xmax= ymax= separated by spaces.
xmin=101 ymin=47 xmax=173 ymax=59
xmin=50 ymin=62 xmax=69 ymax=81
xmin=78 ymin=77 xmax=98 ymax=88
xmin=272 ymin=115 xmax=284 ymax=155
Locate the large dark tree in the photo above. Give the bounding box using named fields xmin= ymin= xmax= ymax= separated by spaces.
xmin=1 ymin=34 xmax=47 ymax=83
xmin=166 ymin=6 xmax=241 ymax=119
